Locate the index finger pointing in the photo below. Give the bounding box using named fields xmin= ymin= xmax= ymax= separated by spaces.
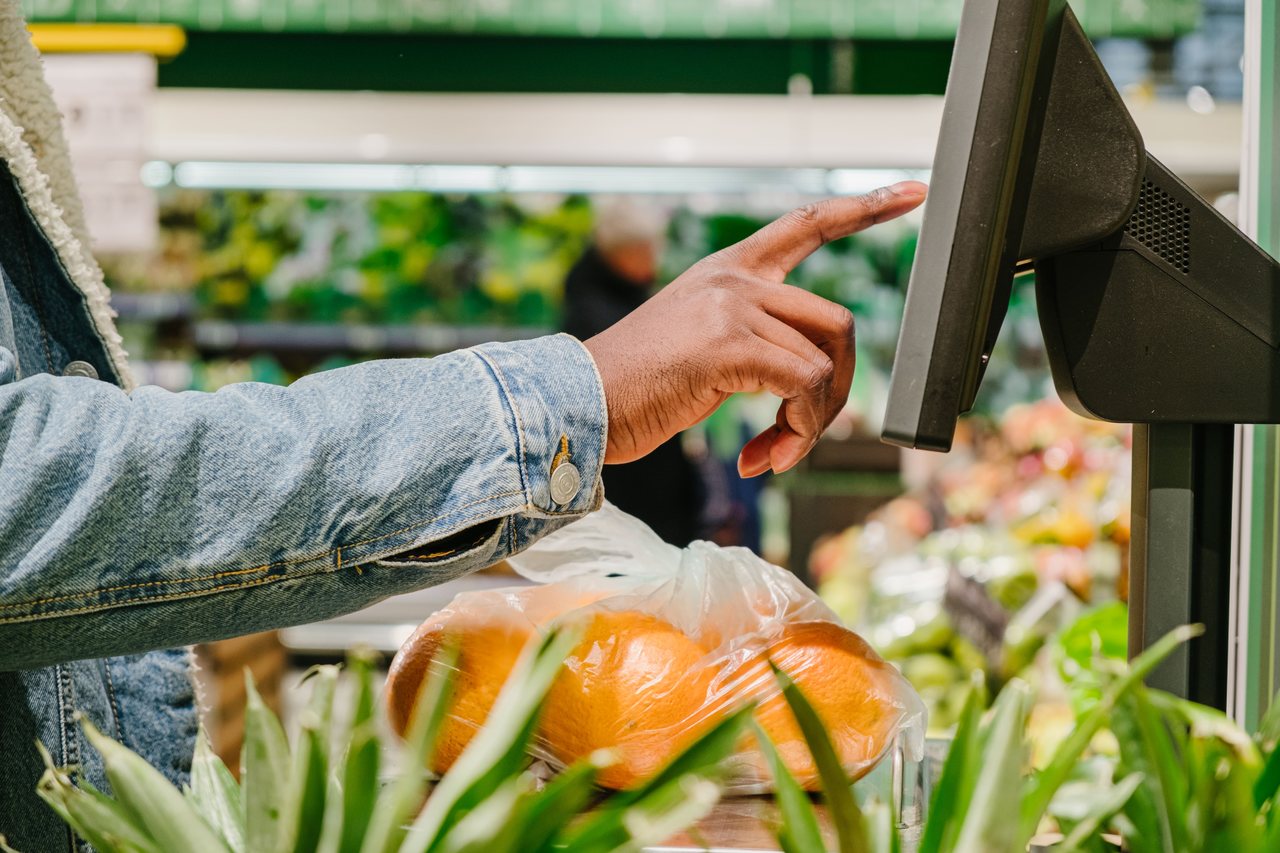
xmin=735 ymin=182 xmax=927 ymax=279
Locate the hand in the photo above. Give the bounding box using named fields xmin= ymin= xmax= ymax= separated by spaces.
xmin=583 ymin=181 xmax=927 ymax=477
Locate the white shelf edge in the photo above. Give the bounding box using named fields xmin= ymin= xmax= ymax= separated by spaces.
xmin=147 ymin=90 xmax=1243 ymax=181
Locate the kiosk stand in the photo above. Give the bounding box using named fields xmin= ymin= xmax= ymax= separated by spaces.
xmin=881 ymin=0 xmax=1280 ymax=714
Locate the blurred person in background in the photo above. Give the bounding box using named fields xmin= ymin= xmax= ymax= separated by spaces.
xmin=562 ymin=199 xmax=708 ymax=546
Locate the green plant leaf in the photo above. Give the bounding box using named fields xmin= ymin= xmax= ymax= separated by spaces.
xmin=1055 ymin=603 xmax=1130 ymax=675
xmin=316 ymin=656 xmax=376 ymax=853
xmin=1056 ymin=772 xmax=1144 ymax=852
xmin=1113 ymin=751 xmax=1167 ymax=853
xmin=617 ymin=705 xmax=754 ymax=808
xmin=399 ymin=626 xmax=579 ymax=853
xmin=952 ymin=680 xmax=1031 ymax=853
xmin=1021 ymin=624 xmax=1203 ymax=839
xmin=751 ymin=721 xmax=825 ymax=853
xmin=33 ymin=742 xmax=161 ymax=853
xmin=1184 ymin=737 xmax=1217 ymax=853
xmin=562 ymin=707 xmax=751 ymax=853
xmin=1202 ymin=742 xmax=1266 ymax=850
xmin=608 ymin=777 xmax=722 ymax=853
xmin=1266 ymin=791 xmax=1280 ymax=850
xmin=1121 ymin=691 xmax=1186 ymax=850
xmin=561 ymin=775 xmax=723 ymax=853
xmin=434 ymin=777 xmax=528 ymax=853
xmin=1255 ymin=689 xmax=1280 ymax=752
xmin=919 ymin=674 xmax=985 ymax=853
xmin=861 ymin=800 xmax=900 ymax=853
xmin=333 ymin=723 xmax=381 ymax=853
xmin=1052 ymin=602 xmax=1130 ymax=717
xmin=80 ymin=718 xmax=228 ymax=853
xmin=242 ymin=672 xmax=292 ymax=853
xmin=1145 ymin=690 xmax=1260 ymax=764
xmin=189 ymin=727 xmax=246 ymax=853
xmin=359 ymin=642 xmax=458 ymax=853
xmin=348 ymin=650 xmax=379 ymax=731
xmin=768 ymin=661 xmax=868 ymax=853
xmin=287 ymin=665 xmax=339 ymax=853
xmin=508 ymin=757 xmax=604 ymax=853
xmin=1253 ymin=736 xmax=1280 ymax=811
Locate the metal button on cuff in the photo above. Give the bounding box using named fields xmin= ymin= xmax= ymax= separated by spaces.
xmin=549 ymin=461 xmax=582 ymax=506
xmin=63 ymin=360 xmax=98 ymax=380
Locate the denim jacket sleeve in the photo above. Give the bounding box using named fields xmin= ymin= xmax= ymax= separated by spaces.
xmin=0 ymin=334 xmax=607 ymax=671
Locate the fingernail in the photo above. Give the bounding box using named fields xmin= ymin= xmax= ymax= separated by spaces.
xmin=888 ymin=181 xmax=926 ymax=197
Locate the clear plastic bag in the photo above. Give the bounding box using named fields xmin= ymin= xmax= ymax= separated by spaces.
xmin=386 ymin=503 xmax=925 ymax=793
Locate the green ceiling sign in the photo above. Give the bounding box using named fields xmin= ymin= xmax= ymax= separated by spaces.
xmin=22 ymin=0 xmax=1201 ymax=39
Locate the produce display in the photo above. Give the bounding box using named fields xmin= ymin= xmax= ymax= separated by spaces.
xmin=106 ymin=189 xmax=593 ymax=327
xmin=103 ymin=187 xmax=1059 ymax=439
xmin=385 ymin=504 xmax=924 ymax=793
xmin=812 ymin=398 xmax=1131 ymax=732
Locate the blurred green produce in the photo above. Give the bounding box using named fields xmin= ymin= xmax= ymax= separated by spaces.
xmin=100 ymin=187 xmax=1058 ymax=424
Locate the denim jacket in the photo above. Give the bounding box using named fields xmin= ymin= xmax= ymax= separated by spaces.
xmin=0 ymin=49 xmax=605 ymax=851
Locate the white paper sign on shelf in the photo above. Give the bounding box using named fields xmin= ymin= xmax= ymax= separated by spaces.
xmin=41 ymin=53 xmax=157 ymax=253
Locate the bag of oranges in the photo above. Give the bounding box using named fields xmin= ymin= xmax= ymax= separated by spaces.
xmin=385 ymin=503 xmax=925 ymax=793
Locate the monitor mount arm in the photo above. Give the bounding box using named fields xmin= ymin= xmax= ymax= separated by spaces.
xmin=1007 ymin=10 xmax=1280 ymax=708
xmin=1021 ymin=12 xmax=1280 ymax=424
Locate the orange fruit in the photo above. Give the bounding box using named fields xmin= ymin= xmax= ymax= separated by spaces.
xmin=733 ymin=621 xmax=909 ymax=791
xmin=385 ymin=607 xmax=533 ymax=773
xmin=384 ymin=583 xmax=606 ymax=773
xmin=540 ymin=609 xmax=716 ymax=789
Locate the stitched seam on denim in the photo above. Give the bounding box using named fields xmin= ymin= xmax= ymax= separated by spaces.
xmin=0 ymin=490 xmax=523 ymax=615
xmin=0 ymin=552 xmax=483 ymax=626
xmin=471 ymin=349 xmax=531 ymax=505
xmin=574 ymin=333 xmax=609 ymax=504
xmin=102 ymin=657 xmax=126 ymax=744
xmin=53 ymin=662 xmax=77 ymax=853
xmin=11 ymin=184 xmax=56 ymax=372
xmin=54 ymin=661 xmax=69 ymax=764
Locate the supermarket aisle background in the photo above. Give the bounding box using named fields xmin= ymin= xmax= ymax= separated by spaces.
xmin=19 ymin=0 xmax=1248 ymax=763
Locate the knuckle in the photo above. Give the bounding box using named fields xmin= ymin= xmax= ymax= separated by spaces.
xmin=831 ymin=305 xmax=855 ymax=339
xmin=790 ymin=202 xmax=824 ymax=228
xmin=790 ymin=200 xmax=833 ymax=244
xmin=804 ymin=356 xmax=835 ymax=391
xmin=861 ymin=186 xmax=893 ymax=216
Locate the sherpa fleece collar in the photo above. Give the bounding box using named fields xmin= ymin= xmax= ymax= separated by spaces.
xmin=0 ymin=3 xmax=134 ymax=389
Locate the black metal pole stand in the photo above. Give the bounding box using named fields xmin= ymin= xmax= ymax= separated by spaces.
xmin=1128 ymin=423 xmax=1235 ymax=707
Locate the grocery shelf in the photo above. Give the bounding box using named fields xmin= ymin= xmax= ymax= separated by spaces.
xmin=192 ymin=320 xmax=554 ymax=354
xmin=130 ymin=359 xmax=194 ymax=391
xmin=111 ymin=291 xmax=196 ymax=320
xmin=147 ymin=90 xmax=1244 ymax=186
xmin=24 ymin=0 xmax=1199 ymax=40
xmin=147 ymin=90 xmax=943 ymax=170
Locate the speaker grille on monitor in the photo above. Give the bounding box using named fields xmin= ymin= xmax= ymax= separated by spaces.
xmin=1125 ymin=179 xmax=1191 ymax=274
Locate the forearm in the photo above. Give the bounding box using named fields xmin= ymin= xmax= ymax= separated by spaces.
xmin=0 ymin=334 xmax=605 ymax=671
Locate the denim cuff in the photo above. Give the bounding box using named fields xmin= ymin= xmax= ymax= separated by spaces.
xmin=470 ymin=333 xmax=607 ymax=546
